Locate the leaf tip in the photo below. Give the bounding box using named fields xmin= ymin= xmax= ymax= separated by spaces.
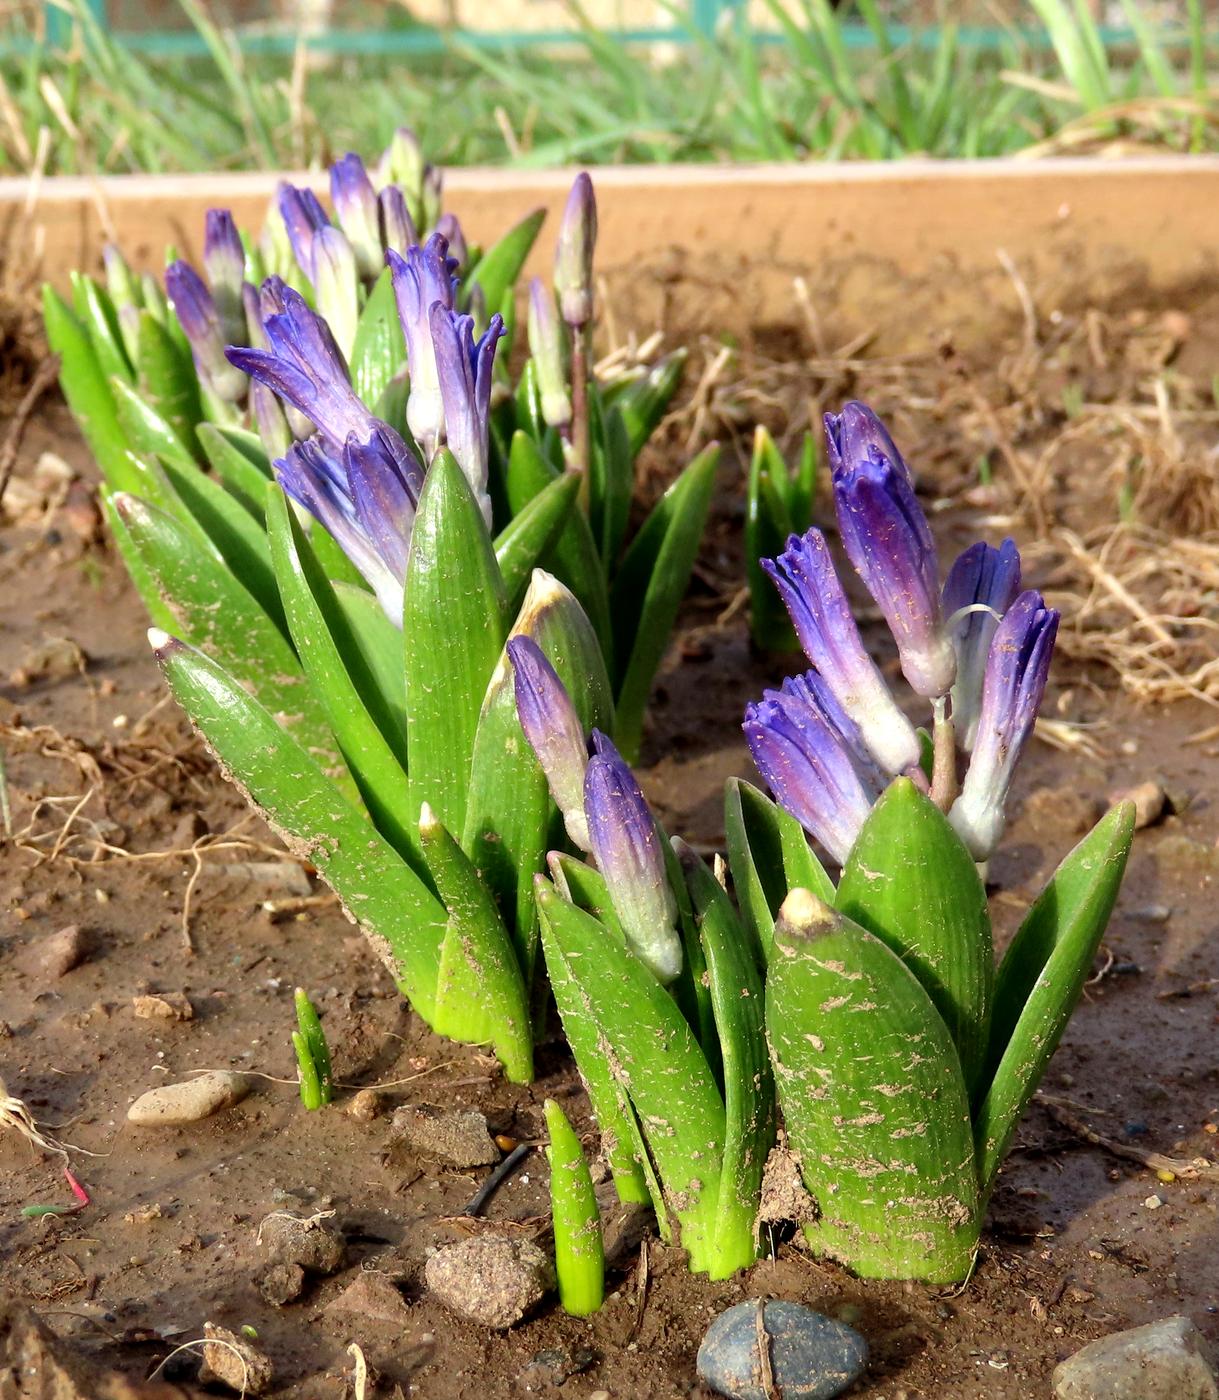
xmin=775 ymin=886 xmax=836 ymax=946
xmin=146 ymin=627 xmax=178 ymax=657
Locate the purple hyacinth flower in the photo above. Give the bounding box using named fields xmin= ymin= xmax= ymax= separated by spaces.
xmin=828 ymin=402 xmax=957 ymax=700
xmin=554 ymin=172 xmax=597 ymax=330
xmin=434 ymin=212 xmax=468 ymax=269
xmin=583 ymin=730 xmax=681 ymax=984
xmin=379 ymin=186 xmax=417 ymax=257
xmin=761 ymin=528 xmax=921 ymax=776
xmin=949 ymin=590 xmax=1059 ymax=860
xmin=329 ymin=153 xmax=382 ymax=280
xmin=744 ymin=671 xmax=881 ymax=866
xmin=165 ymin=259 xmax=246 ymax=403
xmin=275 ymin=426 xmax=421 ymax=624
xmin=508 ymin=636 xmax=590 ymax=852
xmin=277 ymin=182 xmax=330 ymax=279
xmin=943 ymin=538 xmax=1022 ymax=751
xmin=387 ymin=233 xmax=459 ymax=461
xmin=203 ymin=208 xmax=246 ymax=348
xmin=429 ymin=305 xmax=503 ymax=527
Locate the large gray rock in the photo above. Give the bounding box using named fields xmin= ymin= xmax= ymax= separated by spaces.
xmin=425 ymin=1235 xmax=554 ymax=1329
xmin=697 ymin=1300 xmax=868 ymax=1400
xmin=1053 ymin=1316 xmax=1219 ymax=1400
xmin=390 ymin=1103 xmax=500 ymax=1167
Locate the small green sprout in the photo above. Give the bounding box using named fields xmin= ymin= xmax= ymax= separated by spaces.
xmin=543 ymin=1098 xmax=604 ymax=1317
xmin=292 ymin=988 xmax=333 ymax=1111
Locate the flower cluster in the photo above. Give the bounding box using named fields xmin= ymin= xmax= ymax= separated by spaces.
xmin=746 ymin=401 xmax=1059 ymax=864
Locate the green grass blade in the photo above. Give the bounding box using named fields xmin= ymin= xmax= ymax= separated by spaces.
xmin=70 ymin=271 xmax=134 ymax=386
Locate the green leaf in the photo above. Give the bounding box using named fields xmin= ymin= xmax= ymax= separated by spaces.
xmin=615 ymin=349 xmax=686 ymax=458
xmin=43 ymin=285 xmax=135 ymax=494
xmin=403 ymin=450 xmax=507 ymax=835
xmin=267 ymin=488 xmax=419 ymax=868
xmin=724 ymin=778 xmax=835 ymax=966
xmin=493 ymin=469 xmax=581 ymax=614
xmin=110 ymin=374 xmax=197 ymax=474
xmin=836 ymin=778 xmax=993 ymax=1098
xmin=678 ymin=842 xmax=773 ymax=1280
xmin=463 ymin=570 xmax=612 ymax=982
xmin=610 ymin=444 xmax=719 ymax=762
xmin=588 ymin=396 xmax=633 ymax=566
xmin=746 ymin=426 xmax=798 ymax=652
xmin=421 ymin=804 xmax=533 ymax=1083
xmin=536 ymin=880 xmax=726 ymax=1272
xmin=71 ymin=271 xmax=134 ymax=386
xmin=546 ymin=853 xmax=624 ymax=940
xmin=114 ymin=491 xmax=341 ymax=776
xmin=136 ymin=309 xmax=203 ymax=457
xmin=544 ymin=1098 xmax=605 ymax=1316
xmin=294 ymin=988 xmax=332 ymax=1105
xmin=463 ymin=207 xmax=546 ymax=316
xmin=198 ymin=421 xmax=273 ymax=518
xmin=505 ymin=430 xmax=613 ymax=661
xmin=153 ymin=633 xmax=446 ymax=1016
xmin=975 ymin=802 xmax=1135 ymax=1194
xmin=350 ymin=268 xmax=405 ymax=406
xmin=332 ymin=582 xmax=407 ymax=740
xmin=100 ymin=488 xmax=177 ymax=632
xmin=766 ymin=890 xmax=980 ymax=1283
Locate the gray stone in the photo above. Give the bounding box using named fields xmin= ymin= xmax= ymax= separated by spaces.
xmin=126 ymin=1071 xmax=251 ymax=1126
xmin=390 ymin=1103 xmax=499 ymax=1167
xmin=257 ymin=1211 xmax=345 ymax=1274
xmin=425 ymin=1235 xmax=554 ymax=1329
xmin=25 ymin=924 xmax=95 ymax=978
xmin=697 ymin=1300 xmax=868 ymax=1400
xmin=1053 ymin=1316 xmax=1219 ymax=1400
xmin=199 ymin=1323 xmax=273 ymax=1395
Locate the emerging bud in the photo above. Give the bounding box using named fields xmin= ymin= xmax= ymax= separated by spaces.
xmin=310 ymin=225 xmax=361 ymax=359
xmin=258 ymin=191 xmax=295 ymax=280
xmin=527 ymin=278 xmax=571 ymax=429
xmin=387 ymin=234 xmax=458 ymax=461
xmin=761 ymin=528 xmax=921 ymax=777
xmin=554 ymin=172 xmax=597 ymax=329
xmin=379 ymin=186 xmax=418 ymax=258
xmin=434 ymin=212 xmax=468 ymax=270
xmin=376 ymin=126 xmax=425 ymax=204
xmin=949 ymin=591 xmax=1058 ymax=860
xmin=277 ymin=182 xmax=330 ymax=282
xmin=942 ymin=538 xmax=1022 ymax=751
xmin=329 ymin=153 xmax=383 ymax=281
xmin=203 ymin=208 xmax=247 ymax=348
xmin=429 ymin=306 xmax=503 ymax=527
xmin=251 ymin=379 xmax=293 ymax=460
xmin=103 ymin=244 xmax=142 ymax=363
xmin=827 ymin=402 xmax=956 ymax=700
xmin=583 ymin=730 xmax=681 ymax=984
xmin=421 ymin=163 xmax=443 ymax=233
xmin=165 ymin=259 xmax=246 ymax=403
xmin=744 ymin=671 xmax=880 ymax=866
xmin=508 ymin=635 xmax=591 ymax=852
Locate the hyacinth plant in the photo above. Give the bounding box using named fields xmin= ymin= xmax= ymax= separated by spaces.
xmin=42 ymin=135 xmax=713 ymax=1085
xmin=511 ymin=637 xmax=775 ymax=1281
xmin=745 ymin=424 xmax=817 ymax=651
xmin=729 ymin=401 xmax=1135 ymax=1283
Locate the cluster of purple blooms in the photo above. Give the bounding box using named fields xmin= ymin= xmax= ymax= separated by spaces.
xmin=161 ymin=133 xmax=517 ymax=624
xmin=745 ymin=401 xmax=1058 ymax=865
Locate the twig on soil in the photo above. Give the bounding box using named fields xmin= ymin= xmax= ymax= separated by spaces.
xmin=629 ymin=1239 xmax=649 ymax=1342
xmin=0 ymin=353 xmax=60 ymax=510
xmin=754 ymin=1298 xmax=779 ymax=1400
xmin=1037 ymin=1095 xmax=1219 ymax=1182
xmin=460 ymin=1143 xmax=533 ymax=1217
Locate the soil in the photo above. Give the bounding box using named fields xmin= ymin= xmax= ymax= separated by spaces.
xmin=3 ymin=289 xmax=1219 ymax=1400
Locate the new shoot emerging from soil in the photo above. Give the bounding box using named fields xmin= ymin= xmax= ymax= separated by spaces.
xmin=543 ymin=1098 xmax=604 ymax=1317
xmin=292 ymin=988 xmax=333 ymax=1110
xmin=730 ymin=401 xmax=1136 ymax=1283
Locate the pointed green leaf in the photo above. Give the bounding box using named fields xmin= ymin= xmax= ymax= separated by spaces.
xmin=588 ymin=395 xmax=633 ymax=566
xmin=350 ymin=268 xmax=405 ymax=406
xmin=547 ymin=853 xmax=624 ymax=940
xmin=678 ymin=843 xmax=773 ymax=1279
xmin=746 ymin=426 xmax=798 ymax=651
xmin=615 ymin=349 xmax=687 ymax=459
xmin=43 ymin=284 xmax=135 ymax=493
xmin=975 ymin=802 xmax=1135 ymax=1194
xmin=493 ymin=469 xmax=581 ymax=614
xmin=114 ymin=491 xmax=341 ymax=775
xmin=198 ymin=421 xmax=273 ymax=518
xmin=463 ymin=207 xmax=546 ymax=316
xmin=836 ymin=778 xmax=993 ymax=1097
xmin=332 ymin=581 xmax=407 ymax=741
xmin=536 ymin=880 xmax=726 ymax=1272
xmin=610 ymin=444 xmax=719 ymax=762
xmin=110 ymin=375 xmax=197 ymax=474
xmin=544 ymin=1098 xmax=605 ymax=1316
xmin=767 ymin=890 xmax=980 ymax=1283
xmin=136 ymin=309 xmax=203 ymax=456
xmin=152 ymin=632 xmax=445 ymax=1016
xmin=403 ymin=450 xmax=507 ymax=835
xmin=267 ymin=488 xmax=419 ymax=868
xmin=71 ymin=272 xmax=134 ymax=386
xmin=420 ymin=805 xmax=532 ymax=1083
xmin=100 ymin=489 xmax=177 ymax=632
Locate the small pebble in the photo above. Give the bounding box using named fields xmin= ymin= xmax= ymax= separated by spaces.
xmin=425 ymin=1235 xmax=554 ymax=1329
xmin=697 ymin=1299 xmax=868 ymax=1400
xmin=1144 ymin=1194 xmax=1164 ymax=1210
xmin=346 ymin=1087 xmax=388 ymax=1123
xmin=1109 ymin=780 xmax=1167 ymax=830
xmin=199 ymin=1322 xmax=273 ymax=1395
xmin=126 ymin=1071 xmax=251 ymax=1126
xmin=326 ymin=1271 xmax=412 ymax=1326
xmin=390 ymin=1103 xmax=500 ymax=1167
xmin=132 ymin=991 xmax=194 ymax=1022
xmin=24 ymin=924 xmax=95 ymax=979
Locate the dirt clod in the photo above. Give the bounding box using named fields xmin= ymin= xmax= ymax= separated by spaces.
xmin=126 ymin=1071 xmax=251 ymax=1126
xmin=258 ymin=1212 xmax=345 ymax=1274
xmin=22 ymin=923 xmax=96 ymax=978
xmin=390 ymin=1103 xmax=500 ymax=1167
xmin=325 ymin=1270 xmax=413 ymax=1326
xmin=132 ymin=991 xmax=194 ymax=1022
xmin=1022 ymin=785 xmax=1104 ymax=835
xmin=260 ymin=1262 xmax=306 ymax=1307
xmin=199 ymin=1323 xmax=273 ymax=1396
xmin=425 ymin=1235 xmax=554 ymax=1329
xmin=347 ymin=1087 xmax=388 ymax=1122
